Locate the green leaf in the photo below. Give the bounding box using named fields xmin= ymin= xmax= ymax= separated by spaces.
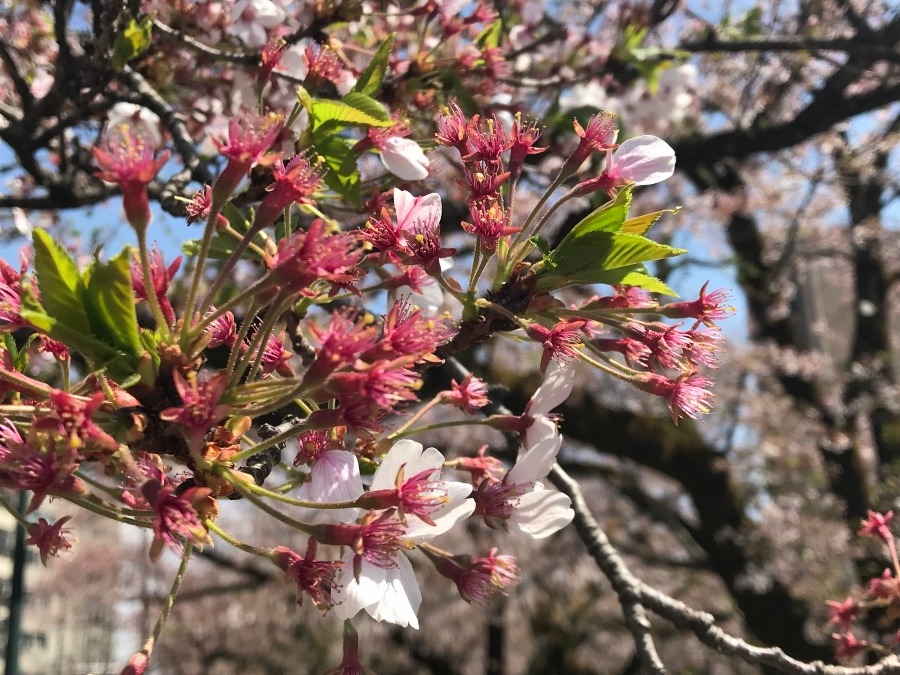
xmin=537 ymin=231 xmax=685 ymax=291
xmin=311 ymin=95 xmax=392 ymax=132
xmin=604 ymin=269 xmax=678 ymax=296
xmin=20 ymin=309 xmax=122 ymax=363
xmin=529 ymin=235 xmax=553 ymax=259
xmin=352 ymin=34 xmax=394 ymax=97
xmin=84 ymin=248 xmax=142 ymax=359
xmin=475 ymin=18 xmax=502 ymax=50
xmin=32 ymin=229 xmax=91 ymax=333
xmin=223 ymin=201 xmax=251 ymax=233
xmin=621 ymin=207 xmax=680 ymax=236
xmin=536 ymin=263 xmax=678 ymax=295
xmin=314 ymin=134 xmax=361 ymax=207
xmin=572 ymin=231 xmax=685 ymax=272
xmin=340 ymin=93 xmax=391 ymax=123
xmin=553 ymin=187 xmax=633 ymax=251
xmin=111 ymin=17 xmax=153 ymax=71
xmin=295 ymin=86 xmax=314 ymax=113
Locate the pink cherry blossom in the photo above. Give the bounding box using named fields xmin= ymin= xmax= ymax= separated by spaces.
xmin=158 ymin=371 xmax=230 ymax=449
xmin=380 ymin=137 xmax=430 ymax=180
xmin=606 ymin=135 xmax=676 ymax=186
xmin=272 ymin=540 xmax=344 ymax=609
xmin=141 ymin=479 xmax=212 ymax=560
xmin=25 ymin=515 xmax=75 ymax=565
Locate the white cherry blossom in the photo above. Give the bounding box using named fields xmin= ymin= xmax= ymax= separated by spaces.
xmin=331 ymin=440 xmax=474 ymax=628
xmin=380 ymin=137 xmax=430 ymax=181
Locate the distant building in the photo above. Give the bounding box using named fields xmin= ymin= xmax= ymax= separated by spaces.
xmin=0 ymin=496 xmax=118 ymax=675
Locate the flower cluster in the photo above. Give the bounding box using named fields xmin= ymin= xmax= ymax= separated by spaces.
xmin=824 ymin=511 xmax=900 ymax=662
xmin=0 ymin=10 xmax=735 ymax=671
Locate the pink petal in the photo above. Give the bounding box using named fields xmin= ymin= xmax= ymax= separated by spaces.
xmin=381 ymin=137 xmax=430 ymax=181
xmin=611 ymin=135 xmax=676 ymax=186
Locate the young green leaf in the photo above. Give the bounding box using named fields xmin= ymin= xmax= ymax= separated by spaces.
xmin=352 ymin=34 xmax=394 ymax=97
xmin=475 ymin=18 xmax=502 ymax=50
xmin=84 ymin=248 xmax=142 ymax=359
xmin=621 ymin=207 xmax=680 ymax=236
xmin=311 ymin=94 xmax=392 ymax=132
xmin=111 ymin=17 xmax=153 ymax=71
xmin=554 ymin=186 xmax=633 ymax=252
xmin=536 ymin=262 xmax=679 ymax=296
xmin=314 ymin=134 xmax=361 ymax=207
xmin=537 ymin=230 xmax=685 ymax=291
xmin=32 ymin=229 xmax=91 ymax=333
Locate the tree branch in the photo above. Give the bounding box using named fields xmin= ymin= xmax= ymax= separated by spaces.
xmin=679 ymin=34 xmax=900 ymax=63
xmin=550 ymin=464 xmax=900 ymax=675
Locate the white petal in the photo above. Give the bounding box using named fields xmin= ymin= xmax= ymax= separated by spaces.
xmin=381 ymin=137 xmax=430 ymax=181
xmin=11 ymin=209 xmax=33 ymax=237
xmin=406 ymin=495 xmax=475 ymax=541
xmin=507 ymin=435 xmax=562 ymax=485
xmin=296 ymin=450 xmax=363 ymax=523
xmin=335 ymin=71 xmax=358 ymax=96
xmin=370 ymin=440 xmax=425 ymax=491
xmin=332 ymin=555 xmax=387 ymax=620
xmin=523 ymin=415 xmax=557 ymax=454
xmin=509 ymin=489 xmax=574 ymax=539
xmin=365 ymin=554 xmax=421 ymax=629
xmin=611 ymin=136 xmax=676 ymax=186
xmin=280 ymin=41 xmax=312 ymax=80
xmin=527 ymin=361 xmax=576 ymax=415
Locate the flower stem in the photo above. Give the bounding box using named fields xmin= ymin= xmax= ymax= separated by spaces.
xmin=198 ymin=219 xmax=269 ymax=314
xmin=63 ymin=494 xmax=151 ymax=528
xmin=140 ymin=543 xmax=192 ymax=663
xmin=181 ymin=198 xmax=225 ymax=342
xmin=205 ymin=520 xmax=271 ymax=557
xmin=232 ymin=483 xmax=316 ymax=534
xmin=0 ymin=492 xmax=29 ymax=528
xmin=229 ymin=417 xmax=308 ymax=463
xmin=388 ymin=418 xmax=490 ymax=440
xmin=136 ymin=229 xmax=171 ymax=338
xmin=388 ymin=396 xmax=444 ymax=439
xmin=221 ymin=471 xmax=361 ymax=510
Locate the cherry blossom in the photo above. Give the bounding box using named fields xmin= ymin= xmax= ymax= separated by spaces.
xmin=229 ymin=0 xmax=285 ymax=48
xmin=379 ymin=137 xmax=431 ymax=181
xmin=25 ymin=515 xmax=75 ymax=565
xmin=328 ymin=440 xmax=475 ymax=628
xmin=474 ymin=434 xmax=574 ymax=538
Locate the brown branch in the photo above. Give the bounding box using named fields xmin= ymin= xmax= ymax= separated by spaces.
xmin=549 ymin=464 xmax=900 ymax=675
xmin=674 ymin=79 xmax=900 ymax=172
xmin=679 ymin=34 xmax=900 ymax=62
xmin=0 ymin=39 xmax=33 ymax=109
xmin=152 ymin=20 xmax=259 ymax=66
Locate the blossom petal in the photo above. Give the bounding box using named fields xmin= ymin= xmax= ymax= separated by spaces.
xmin=523 ymin=414 xmax=557 ymax=453
xmin=296 ymin=450 xmax=363 ymax=523
xmin=509 ymin=488 xmax=574 ymax=539
xmin=406 ymin=492 xmax=475 ymax=541
xmin=527 ymin=362 xmax=576 ymax=416
xmin=507 ymin=435 xmax=562 ymax=485
xmin=381 ymin=137 xmax=430 ymax=181
xmin=394 ymin=188 xmax=442 ymax=232
xmin=611 ymin=136 xmax=676 ymax=186
xmin=332 ymin=555 xmax=386 ymax=620
xmin=365 ymin=553 xmax=421 ymax=628
xmin=371 ymin=440 xmax=425 ymax=490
